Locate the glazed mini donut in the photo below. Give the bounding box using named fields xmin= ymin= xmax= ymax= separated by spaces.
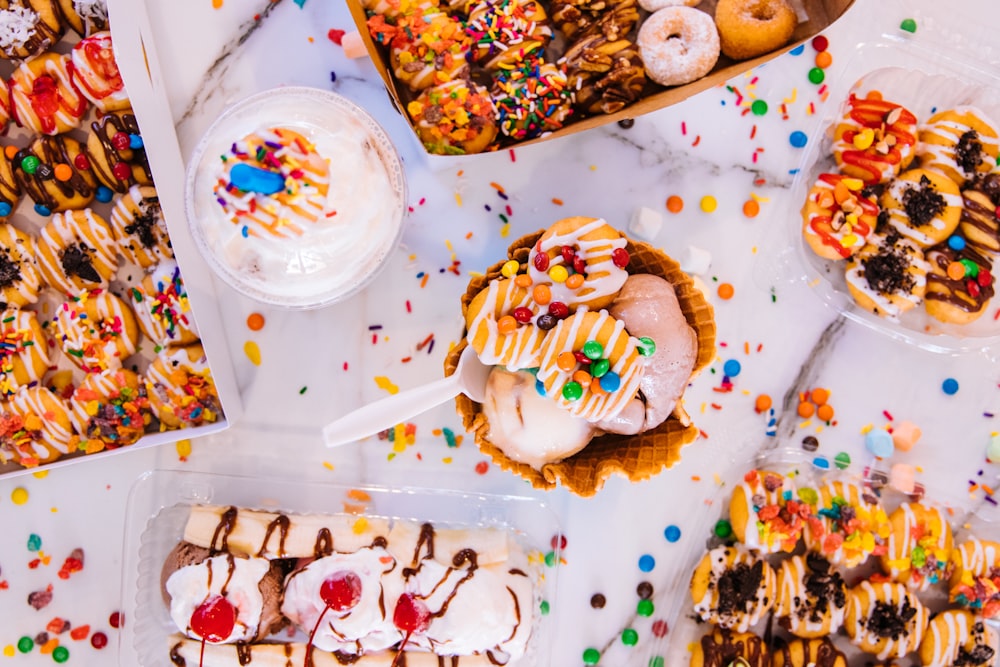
xmin=36 ymin=208 xmax=117 ymax=295
xmin=845 ymin=233 xmax=930 ymax=320
xmin=68 ymin=368 xmax=151 ymax=453
xmin=464 ymin=0 xmax=552 ymax=70
xmin=0 ymin=224 xmax=41 ymax=307
xmin=0 ymin=144 xmax=21 ymax=219
xmin=386 ymin=14 xmax=470 ymax=92
xmin=0 ymin=309 xmax=51 ymax=397
xmin=561 ymin=34 xmax=645 ymax=115
xmin=803 ymin=480 xmax=890 ymax=568
xmin=535 ymin=308 xmax=646 ymax=423
xmin=549 ymin=0 xmax=639 ymax=41
xmin=0 ymin=0 xmax=64 ymax=59
xmin=53 ymin=289 xmax=139 ymax=373
xmin=881 ymin=501 xmax=954 ymax=591
xmin=949 ymin=538 xmax=1000 ymax=618
xmin=128 ymin=259 xmax=200 ymax=348
xmin=690 ymin=545 xmax=776 ymax=632
xmin=465 ymin=278 xmax=545 ymax=371
xmin=85 ymin=110 xmax=152 ymax=192
xmin=4 ymin=386 xmax=74 ymax=466
xmin=801 ymin=173 xmax=879 ymax=260
xmin=407 ymin=79 xmax=498 ymax=155
xmin=526 ymin=216 xmax=629 ymax=310
xmin=55 ymin=0 xmax=108 ymax=36
xmin=109 ymin=185 xmax=172 ymax=269
xmin=145 ymin=344 xmax=221 ymax=429
xmin=924 ymin=242 xmax=995 ymax=325
xmin=637 ymin=6 xmax=719 ymax=87
xmin=833 ymin=92 xmax=918 ymax=185
xmin=8 ymin=53 xmax=89 ymax=135
xmin=919 ymin=610 xmax=996 ymax=667
xmin=775 ymin=554 xmax=847 ymax=638
xmin=728 ymin=468 xmax=808 ymax=554
xmin=13 ymin=134 xmax=98 ymax=214
xmin=881 ymin=169 xmax=963 ymax=248
xmin=690 ymin=629 xmax=768 ymax=667
xmin=844 ymin=580 xmax=928 ymax=660
xmin=70 ymin=31 xmax=130 ymax=112
xmin=918 ymin=106 xmax=1000 ymax=186
xmin=492 ymin=59 xmax=575 ymax=140
xmin=771 ymin=638 xmax=847 ymax=667
xmin=959 ymin=173 xmax=1000 ymax=254
xmin=714 ymin=0 xmax=797 ymax=61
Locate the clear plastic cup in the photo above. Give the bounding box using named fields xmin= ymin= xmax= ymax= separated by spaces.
xmin=185 ymin=87 xmax=407 ymax=309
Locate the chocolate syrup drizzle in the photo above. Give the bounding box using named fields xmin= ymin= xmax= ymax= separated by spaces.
xmin=13 ymin=137 xmax=95 ymax=210
xmin=88 ymin=112 xmax=151 ymax=192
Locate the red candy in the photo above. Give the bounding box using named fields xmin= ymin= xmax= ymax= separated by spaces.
xmin=190 ymin=595 xmax=236 ymax=643
xmin=573 ymin=351 xmax=591 ymax=365
xmin=532 ymin=252 xmax=549 ymax=272
xmin=512 ymin=307 xmax=533 ymax=324
xmin=560 ymin=245 xmax=575 ymax=264
xmin=968 ymin=279 xmax=981 ymax=298
xmin=978 ymin=270 xmax=992 ymax=287
xmin=651 ymin=619 xmax=669 ymax=638
xmin=111 ymin=133 xmax=130 ymax=151
xmin=90 ymin=632 xmax=107 ymax=649
xmin=69 ymin=625 xmax=89 ymax=641
xmin=112 ymin=162 xmax=131 ymax=181
xmin=109 ymin=611 xmax=122 ymax=629
xmin=548 ymin=302 xmax=568 ymax=318
xmin=811 ymin=35 xmax=829 ymax=52
xmin=572 ymin=256 xmax=586 ymax=275
xmin=612 ymin=247 xmax=630 ymax=268
xmin=74 ymin=153 xmax=90 ymax=170
xmin=550 ymin=534 xmax=568 ymax=550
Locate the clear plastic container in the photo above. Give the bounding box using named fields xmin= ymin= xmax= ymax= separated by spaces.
xmin=119 ymin=469 xmax=559 ymax=666
xmin=184 ymin=87 xmax=408 ymax=309
xmin=761 ymin=27 xmax=1000 ymax=353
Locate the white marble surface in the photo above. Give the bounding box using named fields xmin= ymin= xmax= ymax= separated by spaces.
xmin=2 ymin=0 xmax=1000 ymax=665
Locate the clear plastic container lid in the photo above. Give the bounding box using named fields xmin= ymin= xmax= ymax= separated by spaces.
xmin=185 ymin=87 xmax=408 ymax=309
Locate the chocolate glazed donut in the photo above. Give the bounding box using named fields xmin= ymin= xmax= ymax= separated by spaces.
xmin=87 ymin=111 xmax=152 ymax=192
xmin=773 ymin=637 xmax=847 ymax=667
xmin=14 ymin=135 xmax=96 ymax=213
xmin=925 ymin=243 xmax=995 ymax=315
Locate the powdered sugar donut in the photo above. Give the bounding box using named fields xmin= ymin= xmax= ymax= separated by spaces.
xmin=638 ymin=0 xmax=700 ymax=14
xmin=637 ymin=7 xmax=719 ymax=87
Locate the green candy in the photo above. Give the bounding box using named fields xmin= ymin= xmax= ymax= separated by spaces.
xmin=637 ymin=599 xmax=654 ymax=617
xmin=52 ymin=646 xmax=69 ymax=663
xmin=17 ymin=637 xmax=33 ymax=653
xmin=539 ymin=600 xmax=550 ymax=615
xmin=960 ymin=258 xmax=980 ymax=278
xmin=562 ymin=381 xmax=583 ymax=401
xmin=583 ymin=648 xmax=601 ymax=665
xmin=591 ymin=358 xmax=610 ymax=378
xmin=834 ymin=452 xmax=851 ymax=470
xmin=583 ymin=340 xmax=604 ymax=360
xmin=20 ymin=156 xmax=40 ymax=175
xmin=900 ymin=18 xmax=917 ymax=32
xmin=649 ymin=658 xmax=665 ymax=667
xmin=751 ymin=100 xmax=768 ymax=116
xmin=622 ymin=628 xmax=639 ymax=646
xmin=637 ymin=337 xmax=656 ymax=356
xmin=714 ymin=519 xmax=733 ymax=538
xmin=544 ymin=551 xmax=557 ymax=567
xmin=808 ymin=67 xmax=825 ymax=85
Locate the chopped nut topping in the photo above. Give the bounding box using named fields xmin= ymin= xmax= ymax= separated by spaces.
xmin=885 ymin=107 xmax=903 ymax=125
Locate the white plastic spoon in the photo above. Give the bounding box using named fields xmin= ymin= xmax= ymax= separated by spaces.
xmin=322 ymin=346 xmax=491 ymax=447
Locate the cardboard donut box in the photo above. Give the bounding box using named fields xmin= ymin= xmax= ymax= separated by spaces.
xmin=347 ymin=0 xmax=855 ymax=155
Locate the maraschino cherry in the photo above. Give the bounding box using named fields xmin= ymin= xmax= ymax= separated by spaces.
xmin=304 ymin=570 xmax=362 ymax=666
xmin=190 ymin=594 xmax=237 ymax=667
xmin=390 ymin=593 xmax=430 ymax=667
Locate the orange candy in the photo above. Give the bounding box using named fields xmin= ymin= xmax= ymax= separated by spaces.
xmin=53 ymin=164 xmax=73 ymax=182
xmin=557 ymin=351 xmax=577 ymax=371
xmin=514 ymin=274 xmax=533 ymax=288
xmin=742 ymin=199 xmax=760 ymax=218
xmin=533 ymin=284 xmax=551 ymax=305
xmin=810 ymin=387 xmax=830 ymax=405
xmin=815 ymin=51 xmax=833 ymax=69
xmin=565 ymin=273 xmax=584 ymax=290
xmin=497 ymin=315 xmax=517 ymax=335
xmin=817 ymin=404 xmax=835 ymax=421
xmin=4 ymin=145 xmax=17 ymax=160
xmin=589 ymin=377 xmax=607 ymax=395
xmin=833 ymin=180 xmax=852 ymax=204
xmin=246 ymin=312 xmax=265 ymax=331
xmin=717 ymin=283 xmax=735 ymax=300
xmin=754 ymin=394 xmax=772 ymax=413
xmin=947 ymin=262 xmax=965 ymax=280
xmin=797 ymin=401 xmax=815 ymax=418
xmin=666 ymin=195 xmax=684 ymax=213
xmin=572 ymin=370 xmax=592 ymax=386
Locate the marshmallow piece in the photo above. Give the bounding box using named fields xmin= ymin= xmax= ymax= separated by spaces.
xmin=679 ymin=245 xmax=712 ymax=275
xmin=988 ymin=433 xmax=1000 ymax=464
xmin=628 ymin=206 xmax=663 ymax=241
xmin=891 ymin=421 xmax=921 ymax=452
xmin=889 ymin=463 xmax=916 ymax=494
xmin=341 ymin=31 xmax=369 ymax=59
xmin=865 ymin=428 xmax=894 ymax=458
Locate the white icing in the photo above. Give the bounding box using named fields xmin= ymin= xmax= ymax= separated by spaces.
xmin=885 ymin=502 xmax=949 ymax=591
xmin=693 ymin=546 xmax=774 ymax=633
xmin=526 ymin=218 xmax=628 ymax=308
xmin=918 ymin=106 xmax=1000 ymax=180
xmin=777 ymin=555 xmax=845 ymax=636
xmin=885 ymin=178 xmax=963 ymax=246
xmin=956 ymin=537 xmax=1000 ymax=577
xmin=54 ymin=291 xmax=137 ymax=371
xmin=10 ymin=387 xmax=72 ymax=456
xmin=466 ymin=279 xmax=543 ymax=371
xmin=10 ymin=54 xmax=87 ymax=134
xmin=847 ymin=581 xmax=926 ymax=660
xmin=732 ymin=470 xmax=794 ymax=553
xmin=845 ymin=236 xmax=929 ymax=321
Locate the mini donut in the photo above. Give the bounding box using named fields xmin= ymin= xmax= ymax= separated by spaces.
xmin=145 ymin=344 xmax=221 ymax=429
xmin=690 ymin=545 xmax=776 ymax=632
xmin=844 ymin=580 xmax=928 ymax=660
xmin=361 ymin=0 xmax=438 ymax=22
xmin=85 ymin=110 xmax=152 ymax=192
xmin=526 ymin=216 xmax=629 ymax=310
xmin=0 ymin=0 xmax=64 ymax=59
xmin=53 ymin=289 xmax=139 ymax=373
xmin=637 ymin=6 xmax=719 ymax=87
xmin=771 ymin=638 xmax=847 ymax=667
xmin=924 ymin=241 xmax=995 ymax=325
xmin=550 ymin=0 xmax=639 ymax=41
xmin=949 ymin=538 xmax=1000 ymax=619
xmin=36 ymin=208 xmax=117 ymax=295
xmin=68 ymin=368 xmax=151 ymax=453
xmin=918 ymin=106 xmax=1000 ymax=186
xmin=407 ymin=79 xmax=498 ymax=155
xmin=845 ymin=232 xmax=930 ymax=320
xmin=13 ymin=134 xmax=98 ymax=214
xmin=801 ymin=173 xmax=879 ymax=260
xmin=0 ymin=144 xmax=22 ymax=219
xmin=714 ymin=0 xmax=797 ymax=61
xmin=128 ymin=259 xmax=200 ymax=348
xmin=3 ymin=386 xmax=74 ymax=466
xmin=690 ymin=629 xmax=768 ymax=667
xmin=833 ymin=92 xmax=918 ymax=185
xmin=0 ymin=309 xmax=51 ymax=397
xmin=69 ymin=31 xmax=130 ymax=112
xmin=919 ymin=610 xmax=996 ymax=667
xmin=465 ymin=278 xmax=545 ymax=371
xmin=535 ymin=308 xmax=646 ymax=423
xmin=881 ymin=501 xmax=954 ymax=591
xmin=109 ymin=184 xmax=172 ymax=268
xmin=728 ymin=468 xmax=808 ymax=554
xmin=881 ymin=169 xmax=963 ymax=247
xmin=387 ymin=14 xmax=470 ymax=92
xmin=561 ymin=34 xmax=645 ymax=115
xmin=55 ymin=0 xmax=108 ymax=36
xmin=8 ymin=52 xmax=89 ymax=135
xmin=464 ymin=0 xmax=552 ymax=70
xmin=639 ymin=0 xmax=699 ymax=13
xmin=492 ymin=59 xmax=575 ymax=140
xmin=802 ymin=480 xmax=890 ymax=568
xmin=775 ymin=554 xmax=847 ymax=638
xmin=959 ymin=173 xmax=1000 ymax=254
xmin=0 ymin=224 xmax=41 ymax=306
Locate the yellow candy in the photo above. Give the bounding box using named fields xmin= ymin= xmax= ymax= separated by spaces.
xmin=846 ymin=212 xmax=858 ymax=226
xmin=842 ymin=177 xmax=865 ymax=191
xmin=852 ymin=129 xmax=875 ymax=150
xmin=501 ymin=260 xmax=519 ymax=278
xmin=352 ymin=517 xmax=369 ymax=534
xmin=548 ymin=265 xmax=569 ymax=283
xmin=11 ymin=487 xmax=28 ymax=505
xmin=861 ymin=532 xmax=875 ymax=552
xmin=841 ymin=234 xmax=859 ymax=247
xmin=176 ymin=439 xmax=192 ymax=459
xmin=700 ymin=195 xmax=717 ymax=213
xmin=244 ymin=340 xmax=261 ymax=366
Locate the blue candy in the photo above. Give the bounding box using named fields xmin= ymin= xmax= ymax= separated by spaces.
xmin=95 ymin=186 xmax=113 ymax=203
xmin=599 ymin=371 xmax=620 ymax=392
xmin=865 ymin=428 xmax=894 ymax=458
xmin=230 ymin=164 xmax=285 ymax=195
xmin=129 ymin=133 xmax=144 ymax=150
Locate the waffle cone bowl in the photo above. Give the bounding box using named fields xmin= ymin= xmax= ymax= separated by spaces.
xmin=444 ymin=229 xmax=716 ymax=497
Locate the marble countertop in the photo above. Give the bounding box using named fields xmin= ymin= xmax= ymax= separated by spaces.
xmin=2 ymin=0 xmax=1000 ymax=665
